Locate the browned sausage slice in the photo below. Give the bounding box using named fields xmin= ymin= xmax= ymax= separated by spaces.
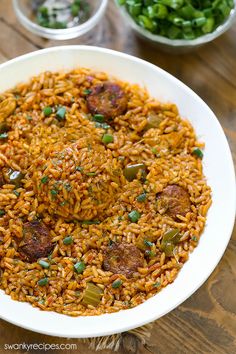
xmin=103 ymin=243 xmax=144 ymax=278
xmin=19 ymin=221 xmax=53 ymax=262
xmin=157 ymin=185 xmax=191 ymax=219
xmin=86 ymin=82 xmax=128 ymax=119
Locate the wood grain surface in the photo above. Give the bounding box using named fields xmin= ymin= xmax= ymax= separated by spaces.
xmin=0 ymin=1 xmax=235 ymax=353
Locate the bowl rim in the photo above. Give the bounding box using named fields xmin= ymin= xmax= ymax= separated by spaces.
xmin=13 ymin=0 xmax=108 ymax=40
xmin=115 ymin=0 xmax=236 ymax=47
xmin=0 ymin=46 xmax=235 ymax=338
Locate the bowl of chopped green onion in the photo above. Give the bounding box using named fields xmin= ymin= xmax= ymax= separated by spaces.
xmin=116 ymin=0 xmax=236 ymax=52
xmin=13 ymin=0 xmax=108 ymax=40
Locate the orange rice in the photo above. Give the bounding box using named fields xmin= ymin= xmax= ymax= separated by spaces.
xmin=0 ymin=68 xmax=211 ymax=316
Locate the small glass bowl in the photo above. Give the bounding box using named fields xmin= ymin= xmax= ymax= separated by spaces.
xmin=13 ymin=0 xmax=108 ymax=40
xmin=116 ymin=1 xmax=236 ymax=53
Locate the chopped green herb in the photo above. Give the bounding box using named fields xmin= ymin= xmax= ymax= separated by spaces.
xmin=144 ymin=239 xmax=153 ymax=247
xmin=192 ymin=148 xmax=203 ymax=159
xmin=41 ymin=176 xmax=49 ymax=184
xmin=63 ymin=236 xmax=73 ymax=245
xmin=86 ymin=172 xmax=96 ymax=176
xmin=13 ymin=190 xmax=20 ymax=197
xmin=26 ymin=115 xmax=32 ymax=121
xmin=153 ymin=282 xmax=161 ymax=288
xmin=74 ymin=261 xmax=86 ymax=274
xmin=112 ymin=279 xmax=123 ymax=289
xmin=38 ymin=260 xmax=50 ymax=269
xmin=102 ymin=134 xmax=114 ymax=144
xmin=145 ymin=250 xmax=156 ymax=258
xmin=95 ymin=122 xmax=110 ymax=129
xmin=128 ymin=210 xmax=141 ymax=223
xmin=81 ymin=220 xmax=100 ymax=225
xmin=75 ymin=291 xmax=81 ymax=297
xmin=38 ymin=299 xmax=45 ymax=305
xmin=50 ymin=189 xmax=58 ymax=197
xmin=151 ymin=147 xmax=158 ymax=154
xmin=93 ymin=114 xmax=105 ymax=123
xmin=191 ymin=236 xmax=198 ymax=242
xmin=56 ymin=107 xmax=66 ymax=121
xmin=118 ymin=216 xmax=123 ymax=221
xmin=76 ymin=166 xmax=84 ymax=172
xmin=60 ymin=200 xmax=68 ymax=207
xmin=118 ymin=156 xmax=125 ymax=161
xmin=136 ymin=193 xmax=147 ymax=202
xmin=43 ymin=106 xmax=52 ymax=117
xmin=38 ymin=277 xmax=49 ymax=286
xmin=0 ymin=132 xmax=8 ymax=139
xmin=0 ymin=210 xmax=5 ymax=216
xmin=64 ymin=182 xmax=72 ymax=191
xmin=83 ymin=89 xmax=92 ymax=95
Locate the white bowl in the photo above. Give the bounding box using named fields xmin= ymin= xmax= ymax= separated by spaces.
xmin=115 ymin=0 xmax=236 ymax=53
xmin=0 ymin=46 xmax=235 ymax=338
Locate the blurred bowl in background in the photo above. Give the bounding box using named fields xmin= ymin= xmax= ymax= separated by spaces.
xmin=115 ymin=0 xmax=236 ymax=53
xmin=13 ymin=0 xmax=108 ymax=40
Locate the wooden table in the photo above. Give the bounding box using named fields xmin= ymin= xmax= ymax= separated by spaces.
xmin=0 ymin=1 xmax=235 ymax=353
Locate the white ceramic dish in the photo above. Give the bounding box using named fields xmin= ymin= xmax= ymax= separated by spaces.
xmin=0 ymin=46 xmax=235 ymax=338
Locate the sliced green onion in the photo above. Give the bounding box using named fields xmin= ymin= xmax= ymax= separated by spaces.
xmin=128 ymin=210 xmax=141 ymax=223
xmin=191 ymin=235 xmax=198 ymax=242
xmin=95 ymin=122 xmax=111 ymax=129
xmin=76 ymin=166 xmax=84 ymax=172
xmin=192 ymin=17 xmax=207 ymax=27
xmin=38 ymin=260 xmax=50 ymax=269
xmin=0 ymin=132 xmax=8 ymax=139
xmin=71 ymin=3 xmax=80 ymax=17
xmin=202 ymin=17 xmax=215 ymax=33
xmin=102 ymin=134 xmax=114 ymax=144
xmin=63 ymin=236 xmax=73 ymax=245
xmin=192 ymin=148 xmax=203 ymax=159
xmin=38 ymin=277 xmax=49 ymax=286
xmin=56 ymin=107 xmax=66 ymax=121
xmin=144 ymin=239 xmax=153 ymax=247
xmin=41 ymin=176 xmax=49 ymax=184
xmin=74 ymin=261 xmax=86 ymax=274
xmin=112 ymin=279 xmax=123 ymax=289
xmin=0 ymin=210 xmax=5 ymax=216
xmin=84 ymin=89 xmax=92 ymax=95
xmin=136 ymin=193 xmax=147 ymax=202
xmin=153 ymin=281 xmax=161 ymax=287
xmin=145 ymin=250 xmax=156 ymax=257
xmin=13 ymin=190 xmax=20 ymax=197
xmin=38 ymin=6 xmax=48 ymax=16
xmin=93 ymin=114 xmax=105 ymax=123
xmin=43 ymin=106 xmax=52 ymax=117
xmin=50 ymin=189 xmax=58 ymax=197
xmin=60 ymin=200 xmax=68 ymax=207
